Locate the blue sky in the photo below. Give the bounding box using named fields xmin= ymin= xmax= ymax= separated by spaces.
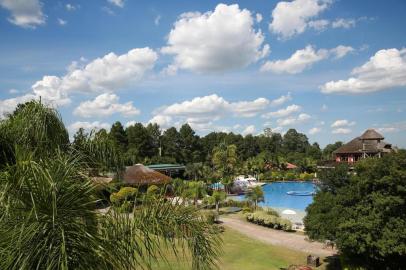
xmin=0 ymin=0 xmax=405 ymax=147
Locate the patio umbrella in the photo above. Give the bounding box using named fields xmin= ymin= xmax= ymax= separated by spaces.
xmin=282 ymin=209 xmax=297 ymax=215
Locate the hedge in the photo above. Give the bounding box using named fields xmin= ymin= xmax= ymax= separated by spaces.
xmin=246 ymin=211 xmax=292 ymax=231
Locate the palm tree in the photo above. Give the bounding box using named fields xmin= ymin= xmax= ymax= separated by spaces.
xmin=245 ymin=186 xmax=265 ymax=210
xmin=208 ymin=191 xmax=227 ymax=215
xmin=183 ymin=181 xmax=207 ymax=205
xmin=0 ymin=101 xmax=221 ymax=270
xmin=212 ymin=143 xmax=238 ymax=194
xmin=185 ymin=162 xmax=204 ymax=180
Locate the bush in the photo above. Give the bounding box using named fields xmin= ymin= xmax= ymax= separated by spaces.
xmin=246 ymin=211 xmax=292 ymax=231
xmin=110 ymin=186 xmax=138 ymax=206
xmin=204 ymin=211 xmax=218 ymax=224
xmin=147 ymin=185 xmax=159 ymax=195
xmin=299 ymin=172 xmax=314 ymax=181
xmin=222 ymin=199 xmax=252 ymax=208
xmin=263 ymin=207 xmax=280 ymax=217
xmin=242 ymin=207 xmax=252 ymax=214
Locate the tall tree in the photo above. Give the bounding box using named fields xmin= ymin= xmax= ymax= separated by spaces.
xmin=146 ymin=123 xmax=161 ymax=157
xmin=161 ymin=127 xmax=181 ymax=162
xmin=126 ymin=123 xmax=154 ymax=163
xmin=109 ymin=121 xmax=127 ymax=153
xmin=212 ymin=143 xmax=238 ymax=193
xmin=179 ymin=124 xmax=201 ymax=164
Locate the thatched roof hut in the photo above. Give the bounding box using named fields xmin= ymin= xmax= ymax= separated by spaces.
xmin=123 ymin=164 xmax=171 ymax=185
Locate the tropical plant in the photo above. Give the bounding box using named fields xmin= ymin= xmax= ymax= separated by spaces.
xmin=245 ymin=186 xmax=265 ymax=210
xmin=208 ymin=190 xmax=227 ymax=214
xmin=183 ymin=181 xmax=207 ymax=205
xmin=212 ymin=143 xmax=238 ymax=193
xmin=0 ymin=101 xmax=222 ymax=270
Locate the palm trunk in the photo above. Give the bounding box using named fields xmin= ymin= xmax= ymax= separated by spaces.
xmin=215 ymin=202 xmax=219 ymax=214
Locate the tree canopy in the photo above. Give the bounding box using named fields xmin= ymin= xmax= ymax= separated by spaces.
xmin=304 ymin=151 xmax=406 ymax=269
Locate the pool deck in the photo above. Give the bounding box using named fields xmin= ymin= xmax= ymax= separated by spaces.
xmin=220 ymin=215 xmax=336 ymax=257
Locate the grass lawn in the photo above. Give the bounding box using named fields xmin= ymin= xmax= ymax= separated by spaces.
xmin=152 ymin=227 xmax=328 ymax=270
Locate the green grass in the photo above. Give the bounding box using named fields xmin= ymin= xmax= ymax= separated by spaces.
xmin=152 ymin=227 xmax=327 ymax=270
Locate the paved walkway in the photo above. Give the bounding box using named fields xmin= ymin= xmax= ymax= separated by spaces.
xmin=220 ymin=216 xmax=336 ymax=257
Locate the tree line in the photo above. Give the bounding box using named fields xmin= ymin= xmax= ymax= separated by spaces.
xmin=73 ymin=121 xmax=343 ymax=173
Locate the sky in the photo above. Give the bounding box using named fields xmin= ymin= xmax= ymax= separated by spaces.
xmin=0 ymin=0 xmax=405 ymax=148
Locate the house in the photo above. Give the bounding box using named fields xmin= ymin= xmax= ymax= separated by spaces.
xmin=333 ymin=129 xmax=394 ymax=164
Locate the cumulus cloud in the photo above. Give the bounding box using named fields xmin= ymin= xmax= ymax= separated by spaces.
xmin=331 ymin=119 xmax=356 ymax=128
xmin=73 ymin=93 xmax=140 ymax=118
xmin=277 ymin=113 xmax=311 ymax=126
xmin=107 ymin=0 xmax=124 ymax=8
xmin=149 ymin=94 xmax=269 ymax=132
xmin=31 ymin=47 xmax=157 ymax=105
xmin=330 ymin=45 xmax=355 ymax=59
xmin=261 ymin=45 xmax=328 ymax=74
xmin=262 ymin=104 xmax=301 ymax=119
xmin=269 ymin=0 xmax=331 ymax=39
xmin=270 ymin=92 xmax=292 ymax=106
xmin=161 ymin=4 xmax=269 ymax=73
xmin=261 ymin=45 xmax=353 ymax=74
xmin=69 ymin=121 xmax=110 ymax=133
xmin=321 ymin=48 xmax=406 ymax=94
xmin=0 ymin=94 xmax=36 ymax=119
xmin=242 ymin=125 xmax=256 ymax=136
xmin=0 ymin=0 xmax=45 ymax=28
xmin=308 ymin=19 xmax=329 ymax=31
xmin=376 ymin=122 xmax=406 ymax=134
xmin=309 ymin=127 xmax=321 ymax=134
xmin=332 ymin=128 xmax=351 ymax=134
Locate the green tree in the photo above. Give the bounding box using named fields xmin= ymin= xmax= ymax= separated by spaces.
xmin=208 ymin=191 xmax=227 ymax=215
xmin=161 ymin=127 xmax=181 ymax=162
xmin=0 ymin=101 xmax=221 ymax=270
xmin=304 ymin=151 xmax=406 ymax=269
xmin=322 ymin=141 xmax=343 ymax=160
xmin=146 ymin=123 xmax=161 ymax=157
xmin=183 ymin=181 xmax=207 ymax=205
xmin=212 ymin=143 xmax=238 ymax=193
xmin=109 ymin=121 xmax=127 ymax=153
xmin=126 ymin=123 xmax=154 ymax=163
xmin=282 ymin=129 xmax=310 ymax=154
xmin=245 ymin=186 xmax=265 ymax=210
xmin=179 ymin=123 xmax=201 ymax=164
xmin=185 ymin=162 xmax=205 ymax=180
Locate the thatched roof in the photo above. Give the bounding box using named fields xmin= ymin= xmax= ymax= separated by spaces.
xmin=360 ymin=129 xmax=384 ymax=140
xmin=334 ymin=136 xmax=392 ymax=154
xmin=123 ymin=164 xmax=171 ymax=185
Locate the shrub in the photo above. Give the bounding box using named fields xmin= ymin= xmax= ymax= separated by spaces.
xmin=263 ymin=207 xmax=280 ymax=217
xmin=204 ymin=211 xmax=218 ymax=224
xmin=242 ymin=207 xmax=252 ymax=214
xmin=147 ymin=185 xmax=159 ymax=195
xmin=110 ymin=186 xmax=138 ymax=206
xmin=245 ymin=211 xmax=292 ymax=231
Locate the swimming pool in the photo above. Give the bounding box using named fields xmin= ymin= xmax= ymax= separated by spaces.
xmin=235 ymin=181 xmax=316 ymax=211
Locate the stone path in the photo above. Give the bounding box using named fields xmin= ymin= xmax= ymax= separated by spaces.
xmin=220 ymin=216 xmax=336 ymax=257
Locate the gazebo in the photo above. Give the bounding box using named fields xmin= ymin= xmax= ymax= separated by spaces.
xmin=123 ymin=164 xmax=171 ymax=186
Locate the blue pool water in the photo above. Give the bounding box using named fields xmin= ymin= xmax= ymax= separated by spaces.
xmin=236 ymin=182 xmax=316 ymax=211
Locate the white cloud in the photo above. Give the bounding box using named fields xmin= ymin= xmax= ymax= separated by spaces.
xmin=108 ymin=0 xmax=124 ymax=8
xmin=256 ymin=13 xmax=263 ymax=23
xmin=309 ymin=127 xmax=321 ymax=134
xmin=57 ymin=18 xmax=67 ymax=26
xmin=261 ymin=45 xmax=354 ymax=74
xmin=148 ymin=115 xmax=173 ymax=129
xmin=149 ymin=94 xmax=269 ymax=131
xmin=270 ymin=92 xmax=292 ymax=106
xmin=272 ymin=126 xmax=284 ymax=133
xmin=332 ymin=18 xmax=356 ymax=29
xmin=65 ymin=4 xmax=77 ymax=11
xmin=308 ymin=19 xmax=329 ymax=31
xmin=69 ymin=121 xmax=110 ymax=133
xmin=376 ymin=122 xmax=406 ymax=134
xmin=0 ymin=94 xmax=36 ymax=119
xmin=154 ymin=15 xmax=161 ymax=26
xmin=161 ymin=4 xmax=269 ymax=73
xmin=261 ymin=45 xmax=328 ymax=74
xmin=0 ymin=0 xmax=45 ymax=28
xmin=31 ymin=47 xmax=157 ymax=105
xmin=277 ymin=113 xmax=311 ymax=126
xmin=263 ymin=104 xmax=301 ymax=118
xmin=321 ymin=48 xmax=406 ymax=94
xmin=73 ymin=93 xmax=140 ymax=118
xmin=242 ymin=125 xmax=256 ymax=136
xmin=331 ymin=119 xmax=356 ymax=128
xmin=332 ymin=128 xmax=351 ymax=134
xmin=330 ymin=45 xmax=354 ymax=59
xmin=269 ymin=0 xmax=331 ymax=39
